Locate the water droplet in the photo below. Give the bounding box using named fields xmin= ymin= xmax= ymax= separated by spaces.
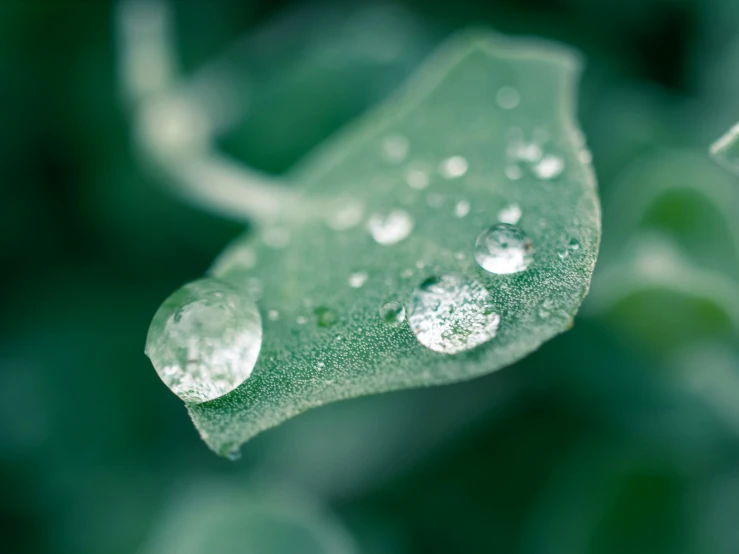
xmin=498 ymin=203 xmax=522 ymax=224
xmin=439 ymin=156 xmax=468 ymax=179
xmin=405 ymin=167 xmax=430 ymax=190
xmin=145 ymin=278 xmax=262 ymax=403
xmin=296 ymin=316 xmax=308 ymax=325
xmin=496 ymin=86 xmax=520 ymax=109
xmin=532 ymin=154 xmax=565 ymax=179
xmin=314 ymin=306 xmax=339 ymax=327
xmin=382 ymin=134 xmax=409 ymax=163
xmin=267 ymin=309 xmax=279 ymax=321
xmin=368 ymin=210 xmax=414 ymax=245
xmin=316 ymin=361 xmax=325 ymax=371
xmin=401 ymin=268 xmax=414 ymax=278
xmin=454 ymin=200 xmax=471 ymax=218
xmin=379 ymin=300 xmax=406 ymax=325
xmin=328 ymin=200 xmax=364 ymax=230
xmin=569 ymin=238 xmax=580 ymax=250
xmin=415 ymin=259 xmax=426 ymax=269
xmin=474 ymin=223 xmax=534 ymax=274
xmin=408 ymin=275 xmax=500 ymax=354
xmin=225 ymin=448 xmax=242 ymax=461
xmin=349 ymin=271 xmax=368 ymax=288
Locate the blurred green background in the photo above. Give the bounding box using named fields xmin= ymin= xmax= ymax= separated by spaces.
xmin=3 ymin=0 xmax=739 ymax=552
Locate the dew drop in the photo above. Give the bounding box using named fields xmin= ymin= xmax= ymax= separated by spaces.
xmin=401 ymin=268 xmax=414 ymax=278
xmin=405 ymin=167 xmax=430 ymax=190
xmin=498 ymin=203 xmax=522 ymax=224
xmin=532 ymin=154 xmax=565 ymax=179
xmin=145 ymin=278 xmax=262 ymax=403
xmin=349 ymin=271 xmax=368 ymax=288
xmin=379 ymin=300 xmax=406 ymax=326
xmin=314 ymin=306 xmax=339 ymax=328
xmin=474 ymin=223 xmax=534 ymax=274
xmin=267 ymin=309 xmax=279 ymax=321
xmin=296 ymin=316 xmax=308 ymax=325
xmin=408 ymin=275 xmax=500 ymax=354
xmin=496 ymin=86 xmax=520 ymax=110
xmin=316 ymin=361 xmax=325 ymax=371
xmin=368 ymin=210 xmax=414 ymax=245
xmin=439 ymin=156 xmax=468 ymax=179
xmin=454 ymin=200 xmax=471 ymax=218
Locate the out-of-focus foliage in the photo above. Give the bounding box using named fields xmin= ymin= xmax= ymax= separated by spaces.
xmin=2 ymin=0 xmax=739 ymax=553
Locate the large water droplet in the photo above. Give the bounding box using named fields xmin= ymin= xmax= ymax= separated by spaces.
xmin=474 ymin=223 xmax=534 ymax=274
xmin=145 ymin=278 xmax=262 ymax=403
xmin=408 ymin=275 xmax=500 ymax=354
xmin=368 ymin=210 xmax=414 ymax=245
xmin=379 ymin=300 xmax=406 ymax=325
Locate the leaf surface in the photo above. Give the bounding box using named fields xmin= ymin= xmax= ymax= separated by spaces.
xmin=147 ymin=30 xmax=601 ymax=456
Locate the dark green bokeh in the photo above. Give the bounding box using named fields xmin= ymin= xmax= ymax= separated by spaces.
xmin=2 ymin=1 xmax=739 ymax=553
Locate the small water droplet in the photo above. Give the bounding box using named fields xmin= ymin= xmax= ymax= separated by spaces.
xmin=454 ymin=252 xmax=465 ymax=260
xmin=454 ymin=200 xmax=471 ymax=218
xmin=405 ymin=167 xmax=430 ymax=190
xmin=368 ymin=210 xmax=414 ymax=245
xmin=296 ymin=316 xmax=308 ymax=325
xmin=349 ymin=271 xmax=368 ymax=288
xmin=496 ymin=86 xmax=520 ymax=109
xmin=408 ymin=274 xmax=500 ymax=354
xmin=316 ymin=361 xmax=325 ymax=371
xmin=474 ymin=223 xmax=534 ymax=274
xmin=439 ymin=156 xmax=468 ymax=179
xmin=145 ymin=278 xmax=262 ymax=403
xmin=314 ymin=306 xmax=339 ymax=327
xmin=381 ymin=134 xmax=409 ymax=163
xmin=415 ymin=260 xmax=426 ymax=269
xmin=225 ymin=448 xmax=242 ymax=461
xmin=267 ymin=309 xmax=279 ymax=321
xmin=532 ymin=154 xmax=565 ymax=179
xmin=379 ymin=300 xmax=406 ymax=325
xmin=498 ymin=203 xmax=522 ymax=224
xmin=401 ymin=268 xmax=414 ymax=278
xmin=569 ymin=238 xmax=580 ymax=250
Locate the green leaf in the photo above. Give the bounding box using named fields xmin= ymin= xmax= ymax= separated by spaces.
xmin=140 ymin=482 xmax=357 ymax=554
xmin=711 ymin=123 xmax=739 ymax=175
xmin=146 ymin=29 xmax=601 ymax=457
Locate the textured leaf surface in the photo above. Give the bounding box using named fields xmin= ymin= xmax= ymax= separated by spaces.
xmin=149 ymin=30 xmax=601 ymax=456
